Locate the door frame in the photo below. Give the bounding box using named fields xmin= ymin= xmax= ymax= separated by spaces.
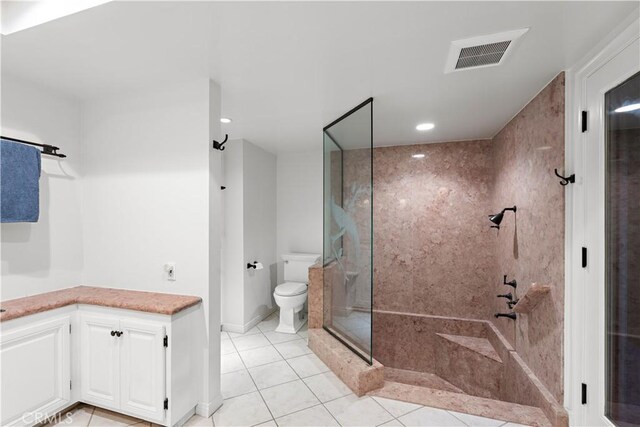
xmin=564 ymin=15 xmax=640 ymax=426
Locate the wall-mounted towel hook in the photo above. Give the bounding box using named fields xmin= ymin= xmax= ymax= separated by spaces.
xmin=554 ymin=169 xmax=575 ymax=186
xmin=212 ymin=134 xmax=229 ymax=151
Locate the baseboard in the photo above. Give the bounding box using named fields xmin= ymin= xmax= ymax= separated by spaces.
xmin=222 ymin=308 xmax=277 ymax=334
xmin=173 ymin=407 xmax=195 ymax=427
xmin=195 ymin=393 xmax=223 ymax=418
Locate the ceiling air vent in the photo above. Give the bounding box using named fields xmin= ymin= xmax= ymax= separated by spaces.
xmin=445 ymin=28 xmax=529 ymax=73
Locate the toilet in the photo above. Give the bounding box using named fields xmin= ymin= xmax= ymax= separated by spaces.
xmin=274 ymin=253 xmax=321 ymax=333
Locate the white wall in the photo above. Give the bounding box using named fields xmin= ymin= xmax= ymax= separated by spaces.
xmin=80 ymin=78 xmax=221 ymax=414
xmin=221 ymin=139 xmax=277 ymax=332
xmin=242 ymin=140 xmax=277 ymax=326
xmin=1 ymin=74 xmax=83 ymax=300
xmin=221 ymin=139 xmax=244 ymax=329
xmin=276 ymin=150 xmax=323 ymax=284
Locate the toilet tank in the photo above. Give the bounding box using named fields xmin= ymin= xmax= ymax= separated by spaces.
xmin=282 ymin=253 xmax=321 ymax=283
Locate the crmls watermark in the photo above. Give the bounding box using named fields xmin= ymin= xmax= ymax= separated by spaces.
xmin=22 ymin=411 xmax=73 ymax=425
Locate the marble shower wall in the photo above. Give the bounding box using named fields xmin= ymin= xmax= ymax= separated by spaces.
xmin=372 ymin=73 xmax=566 ymax=403
xmin=491 ymin=72 xmax=565 ymax=403
xmin=372 ymin=140 xmax=496 ymax=319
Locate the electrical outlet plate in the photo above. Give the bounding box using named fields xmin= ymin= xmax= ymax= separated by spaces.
xmin=165 ymin=263 xmax=176 ymax=281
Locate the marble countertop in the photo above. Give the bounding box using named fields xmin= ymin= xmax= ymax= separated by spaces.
xmin=0 ymin=286 xmax=202 ymax=322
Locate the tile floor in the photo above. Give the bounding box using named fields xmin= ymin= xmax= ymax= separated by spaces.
xmin=47 ymin=312 xmax=529 ymax=427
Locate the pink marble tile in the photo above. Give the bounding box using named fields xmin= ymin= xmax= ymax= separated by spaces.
xmin=308 ymin=262 xmax=324 ymax=328
xmin=491 ymin=72 xmax=566 ymax=403
xmin=372 ymin=140 xmax=496 ymax=320
xmin=513 ymin=283 xmax=552 ymax=313
xmin=0 ymin=286 xmax=202 ymax=321
xmin=308 ymin=328 xmax=384 ymax=396
xmin=370 ymin=381 xmax=553 ymax=427
xmin=384 ymin=367 xmax=463 ymax=393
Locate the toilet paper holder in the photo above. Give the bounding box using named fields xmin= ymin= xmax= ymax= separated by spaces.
xmin=247 ymin=261 xmax=264 ymax=270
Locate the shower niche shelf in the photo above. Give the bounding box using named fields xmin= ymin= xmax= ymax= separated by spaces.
xmin=513 ymin=283 xmax=551 ymax=313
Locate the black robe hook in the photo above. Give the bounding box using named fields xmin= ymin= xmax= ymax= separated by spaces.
xmin=554 ymin=169 xmax=575 ymax=186
xmin=213 ymin=134 xmax=229 ymax=151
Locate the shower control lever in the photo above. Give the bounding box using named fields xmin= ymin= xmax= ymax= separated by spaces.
xmin=503 ymin=275 xmax=517 ymax=288
xmin=494 ymin=313 xmax=517 ymax=320
xmin=497 ymin=293 xmax=513 ymax=301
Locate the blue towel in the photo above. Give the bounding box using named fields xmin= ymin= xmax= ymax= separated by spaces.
xmin=1 ymin=139 xmax=41 ymax=223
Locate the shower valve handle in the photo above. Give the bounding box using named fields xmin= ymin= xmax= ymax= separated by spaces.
xmin=503 ymin=275 xmax=517 ymax=288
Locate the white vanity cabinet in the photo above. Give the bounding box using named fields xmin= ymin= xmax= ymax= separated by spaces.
xmin=0 ymin=299 xmax=201 ymax=427
xmin=80 ymin=312 xmax=166 ymax=423
xmin=0 ymin=307 xmax=73 ymax=427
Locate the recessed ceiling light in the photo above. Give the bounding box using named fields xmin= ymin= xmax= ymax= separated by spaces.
xmin=416 ymin=123 xmax=435 ymax=131
xmin=220 ymin=117 xmax=232 ymax=123
xmin=614 ymin=103 xmax=640 ymax=113
xmin=412 ymin=154 xmax=426 ymax=159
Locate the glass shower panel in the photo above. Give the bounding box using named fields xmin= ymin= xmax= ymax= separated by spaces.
xmin=323 ymin=98 xmax=373 ymax=364
xmin=605 ymin=71 xmax=640 ymax=426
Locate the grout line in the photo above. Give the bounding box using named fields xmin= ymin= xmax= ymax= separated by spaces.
xmin=233 ymin=340 xmax=278 ymax=426
xmin=367 ymin=395 xmax=395 ymax=424
xmin=270 ymin=335 xmax=342 ymax=426
xmin=87 ymin=406 xmax=95 ymax=427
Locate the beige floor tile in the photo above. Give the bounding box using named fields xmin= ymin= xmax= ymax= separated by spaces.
xmin=248 ymin=360 xmax=299 ymax=389
xmin=303 ymin=372 xmax=352 ymax=403
xmin=259 ymin=379 xmax=320 ymax=418
xmin=89 ymin=408 xmax=145 ymax=426
xmin=449 ymin=410 xmax=506 ymax=426
xmin=275 ymin=404 xmax=339 ymax=427
xmin=274 ymin=339 xmax=312 ymax=359
xmin=372 ymin=396 xmax=422 ymax=418
xmin=397 ymin=406 xmax=466 ymax=427
xmin=324 ymin=394 xmax=394 ymax=427
xmin=221 ymin=369 xmax=257 ymax=398
xmin=213 ymin=391 xmax=272 ymax=427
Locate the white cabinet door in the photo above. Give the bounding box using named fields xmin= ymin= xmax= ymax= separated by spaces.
xmin=0 ymin=316 xmax=71 ymax=427
xmin=80 ymin=314 xmax=120 ymax=410
xmin=119 ymin=320 xmax=166 ymax=423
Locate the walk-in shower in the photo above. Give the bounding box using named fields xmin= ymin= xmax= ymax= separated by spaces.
xmin=321 ymin=73 xmax=568 ymax=426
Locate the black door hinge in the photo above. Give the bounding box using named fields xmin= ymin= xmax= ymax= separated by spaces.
xmin=163 ymin=335 xmax=168 ymax=348
xmin=581 ymin=111 xmax=588 ymax=132
xmin=582 ymin=247 xmax=588 ymax=268
xmin=70 ymin=380 xmax=72 ymax=390
xmin=164 ymin=398 xmax=169 ymax=410
xmin=581 ymin=383 xmax=587 ymax=404
xmin=69 ymin=324 xmax=72 ymax=334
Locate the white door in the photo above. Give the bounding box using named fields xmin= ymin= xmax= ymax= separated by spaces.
xmin=0 ymin=316 xmax=71 ymax=426
xmin=119 ymin=320 xmax=166 ymax=423
xmin=80 ymin=314 xmax=121 ymax=410
xmin=582 ymin=33 xmax=640 ymax=426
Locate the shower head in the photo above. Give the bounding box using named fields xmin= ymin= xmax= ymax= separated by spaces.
xmin=489 ymin=212 xmax=504 ymax=226
xmin=488 ymin=206 xmax=517 ymax=229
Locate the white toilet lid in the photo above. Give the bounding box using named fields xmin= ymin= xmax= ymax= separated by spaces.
xmin=275 ymin=282 xmax=307 ymax=296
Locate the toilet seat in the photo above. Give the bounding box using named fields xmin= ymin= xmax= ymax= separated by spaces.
xmin=275 ymin=282 xmax=307 ymax=296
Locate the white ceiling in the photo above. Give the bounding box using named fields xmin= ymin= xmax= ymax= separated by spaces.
xmin=2 ymin=1 xmax=638 ymax=153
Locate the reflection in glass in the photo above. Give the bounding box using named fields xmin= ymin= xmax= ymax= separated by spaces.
xmin=606 ymin=71 xmax=640 ymax=426
xmin=323 ymin=99 xmax=373 ymax=363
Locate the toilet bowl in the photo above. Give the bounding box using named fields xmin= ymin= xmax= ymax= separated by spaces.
xmin=274 ymin=253 xmax=321 ymax=334
xmin=274 ymin=282 xmax=307 ymax=333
